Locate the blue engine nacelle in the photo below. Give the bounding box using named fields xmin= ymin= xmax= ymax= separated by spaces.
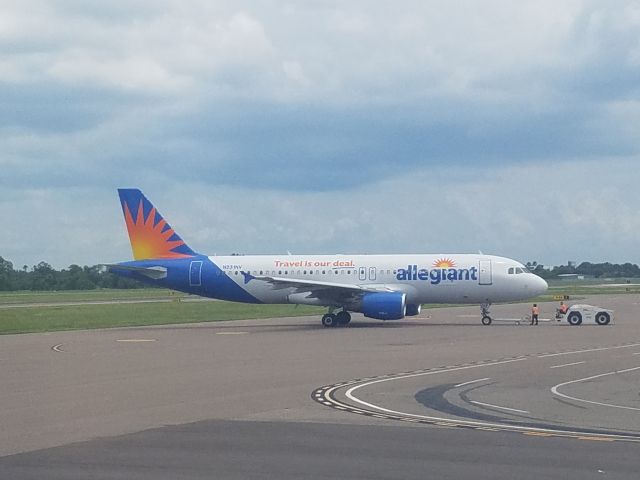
xmin=405 ymin=304 xmax=421 ymax=316
xmin=361 ymin=292 xmax=406 ymax=320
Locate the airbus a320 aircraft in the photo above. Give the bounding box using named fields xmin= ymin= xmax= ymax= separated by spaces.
xmin=107 ymin=189 xmax=548 ymax=327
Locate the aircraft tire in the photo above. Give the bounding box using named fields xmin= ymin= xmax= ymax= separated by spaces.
xmin=322 ymin=314 xmax=338 ymax=328
xmin=567 ymin=311 xmax=582 ymax=326
xmin=595 ymin=311 xmax=610 ymax=325
xmin=481 ymin=315 xmax=492 ymax=326
xmin=336 ymin=311 xmax=351 ymax=325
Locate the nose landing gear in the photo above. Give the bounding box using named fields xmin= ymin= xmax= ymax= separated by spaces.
xmin=480 ymin=303 xmax=492 ymax=325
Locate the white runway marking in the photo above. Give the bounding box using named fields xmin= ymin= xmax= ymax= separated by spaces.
xmin=215 ymin=332 xmax=248 ymax=335
xmin=345 ymin=358 xmax=526 ymax=415
xmin=455 ymin=377 xmax=490 ymax=388
xmin=550 ymin=361 xmax=586 ymax=369
xmin=116 ymin=339 xmax=157 ymax=343
xmin=469 ymin=400 xmax=530 ymax=415
xmin=319 ymin=357 xmax=640 ymax=441
xmin=538 ymin=343 xmax=640 ymax=358
xmin=51 ymin=344 xmax=64 ymax=353
xmin=551 ymin=366 xmax=640 ymax=411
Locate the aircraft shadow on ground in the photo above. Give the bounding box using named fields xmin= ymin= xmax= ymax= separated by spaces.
xmin=141 ymin=320 xmax=499 ymax=334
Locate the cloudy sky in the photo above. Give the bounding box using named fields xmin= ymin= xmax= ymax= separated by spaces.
xmin=1 ymin=0 xmax=639 ymax=269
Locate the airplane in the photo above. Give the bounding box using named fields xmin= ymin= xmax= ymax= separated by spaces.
xmin=107 ymin=189 xmax=548 ymax=327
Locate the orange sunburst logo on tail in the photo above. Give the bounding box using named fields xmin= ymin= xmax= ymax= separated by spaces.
xmin=123 ymin=200 xmax=193 ymax=260
xmin=433 ymin=258 xmax=456 ymax=268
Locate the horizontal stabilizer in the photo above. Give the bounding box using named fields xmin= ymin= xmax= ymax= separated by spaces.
xmin=104 ymin=264 xmax=168 ymax=280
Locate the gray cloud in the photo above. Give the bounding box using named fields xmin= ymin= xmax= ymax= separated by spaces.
xmin=0 ymin=1 xmax=639 ymax=267
xmin=4 ymin=157 xmax=639 ymax=269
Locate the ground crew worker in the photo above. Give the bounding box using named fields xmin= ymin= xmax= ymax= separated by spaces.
xmin=531 ymin=304 xmax=539 ymax=325
xmin=556 ymin=302 xmax=569 ymax=321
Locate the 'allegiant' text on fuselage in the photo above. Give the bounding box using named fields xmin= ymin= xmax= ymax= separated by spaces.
xmin=396 ymin=265 xmax=478 ymax=285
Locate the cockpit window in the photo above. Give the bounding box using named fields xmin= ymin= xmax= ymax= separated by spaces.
xmin=507 ymin=267 xmax=531 ymax=275
xmin=513 ymin=267 xmax=531 ymax=274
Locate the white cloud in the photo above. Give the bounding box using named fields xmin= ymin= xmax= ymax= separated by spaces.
xmin=0 ymin=1 xmax=639 ymax=268
xmin=48 ymin=55 xmax=190 ymax=92
xmin=0 ymin=0 xmax=635 ymax=102
xmin=6 ymin=157 xmax=639 ymax=269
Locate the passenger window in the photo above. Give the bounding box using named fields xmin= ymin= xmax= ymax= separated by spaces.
xmin=322 ymin=270 xmax=326 ymax=275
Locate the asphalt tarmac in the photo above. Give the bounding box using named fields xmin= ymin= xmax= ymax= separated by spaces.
xmin=1 ymin=294 xmax=639 ymax=479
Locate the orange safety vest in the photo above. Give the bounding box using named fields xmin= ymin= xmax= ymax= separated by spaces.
xmin=532 ymin=306 xmax=539 ymax=315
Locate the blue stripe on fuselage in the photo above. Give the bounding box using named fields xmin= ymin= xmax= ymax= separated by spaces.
xmin=112 ymin=256 xmax=261 ymax=304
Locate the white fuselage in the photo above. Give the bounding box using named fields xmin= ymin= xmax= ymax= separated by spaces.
xmin=210 ymin=253 xmax=547 ymax=306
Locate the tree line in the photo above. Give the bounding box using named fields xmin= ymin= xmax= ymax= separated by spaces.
xmin=526 ymin=261 xmax=640 ymax=279
xmin=0 ymin=257 xmax=145 ymax=291
xmin=1 ymin=255 xmax=640 ymax=291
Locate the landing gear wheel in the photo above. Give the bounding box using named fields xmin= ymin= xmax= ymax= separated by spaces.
xmin=595 ymin=311 xmax=610 ymax=325
xmin=336 ymin=311 xmax=351 ymax=325
xmin=480 ymin=302 xmax=492 ymax=325
xmin=321 ymin=314 xmax=337 ymax=328
xmin=567 ymin=311 xmax=582 ymax=326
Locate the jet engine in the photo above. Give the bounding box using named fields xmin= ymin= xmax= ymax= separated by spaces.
xmin=405 ymin=304 xmax=421 ymax=316
xmin=360 ymin=292 xmax=406 ymax=320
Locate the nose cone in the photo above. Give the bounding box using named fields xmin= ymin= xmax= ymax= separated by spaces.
xmin=533 ymin=275 xmax=548 ymax=297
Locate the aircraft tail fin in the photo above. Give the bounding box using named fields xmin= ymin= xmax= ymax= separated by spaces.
xmin=117 ymin=188 xmax=198 ymax=260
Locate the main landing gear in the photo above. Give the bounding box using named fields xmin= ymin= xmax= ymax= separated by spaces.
xmin=480 ymin=303 xmax=492 ymax=325
xmin=321 ymin=310 xmax=352 ymax=328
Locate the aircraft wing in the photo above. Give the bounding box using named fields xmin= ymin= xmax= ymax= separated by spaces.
xmin=241 ymin=272 xmax=393 ymax=303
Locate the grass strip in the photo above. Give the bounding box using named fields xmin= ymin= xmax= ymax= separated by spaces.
xmin=0 ymin=289 xmax=181 ymax=305
xmin=0 ymin=283 xmax=636 ymax=334
xmin=0 ymin=301 xmax=324 ymax=335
